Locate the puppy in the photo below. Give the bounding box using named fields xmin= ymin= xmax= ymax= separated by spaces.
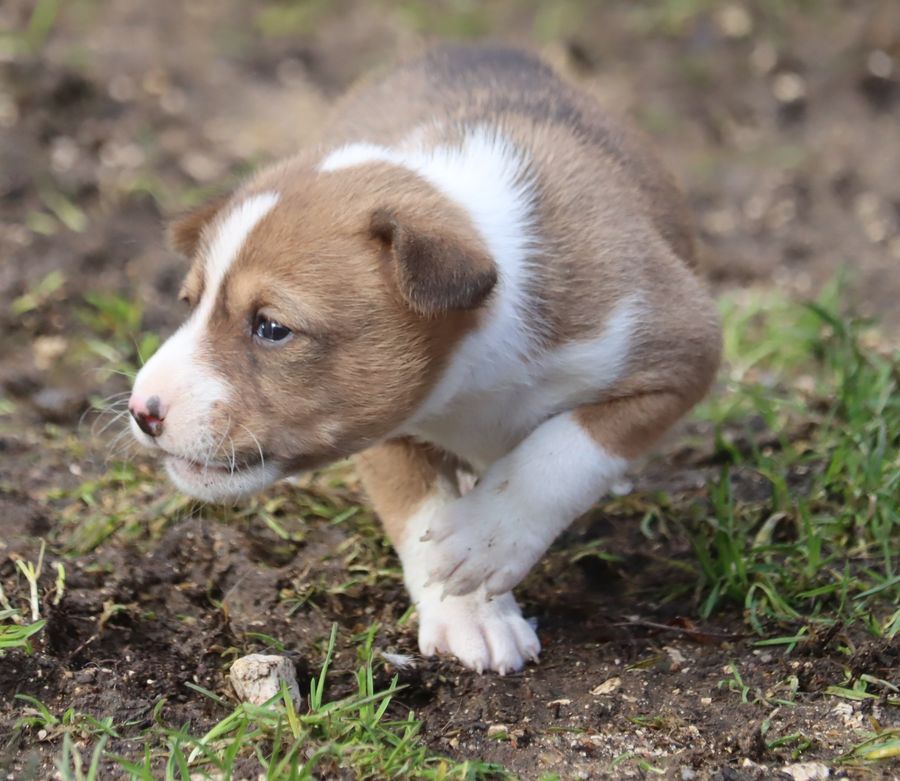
xmin=129 ymin=45 xmax=721 ymax=674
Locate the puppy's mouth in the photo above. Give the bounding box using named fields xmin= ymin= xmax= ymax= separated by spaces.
xmin=161 ymin=450 xmax=280 ymax=501
xmin=162 ymin=452 xmax=262 ymax=476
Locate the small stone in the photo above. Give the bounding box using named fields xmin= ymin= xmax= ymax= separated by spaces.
xmin=831 ymin=701 xmax=858 ymax=727
xmin=888 ymin=236 xmax=900 ymax=260
xmin=664 ymin=646 xmax=687 ymax=671
xmin=703 ymin=208 xmax=738 ymax=235
xmin=50 ymin=136 xmax=80 ymax=173
xmin=782 ymin=762 xmax=830 ymax=781
xmin=32 ymin=335 xmax=67 ymax=370
xmin=487 ymin=724 xmax=509 ymax=738
xmin=179 ymin=150 xmax=225 ymax=182
xmin=160 ymin=88 xmax=187 ymax=115
xmin=108 ymin=74 xmax=137 ymax=102
xmin=750 ymin=41 xmax=778 ymax=75
xmin=716 ymin=4 xmax=753 ymax=39
xmin=591 ymin=676 xmax=622 ymax=695
xmin=610 ymin=479 xmax=633 ymax=496
xmin=772 ymin=72 xmax=806 ymax=104
xmin=867 ymin=49 xmax=894 ymax=79
xmin=229 ymin=654 xmax=302 ymax=707
xmin=74 ymin=668 xmax=97 ymax=684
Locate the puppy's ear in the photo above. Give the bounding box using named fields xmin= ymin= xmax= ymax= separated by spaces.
xmin=370 ymin=208 xmax=497 ymax=316
xmin=167 ymin=194 xmax=231 ymax=257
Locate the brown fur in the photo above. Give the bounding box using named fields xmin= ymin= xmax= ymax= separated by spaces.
xmin=575 ymin=392 xmax=699 ymax=460
xmin=370 ymin=207 xmax=497 ymax=316
xmin=354 ymin=438 xmax=460 ymax=547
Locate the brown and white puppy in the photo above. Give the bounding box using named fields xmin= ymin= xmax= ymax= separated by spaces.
xmin=129 ymin=45 xmax=721 ymax=674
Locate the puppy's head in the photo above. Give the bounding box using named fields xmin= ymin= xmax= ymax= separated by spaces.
xmin=129 ymin=162 xmax=496 ymax=500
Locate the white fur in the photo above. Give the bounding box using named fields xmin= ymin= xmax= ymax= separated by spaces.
xmin=319 ymin=143 xmax=397 ymax=171
xmin=408 ymin=296 xmax=642 ymax=471
xmin=163 ymin=453 xmax=282 ymax=503
xmin=130 ymin=192 xmax=281 ymax=499
xmin=399 ymin=495 xmax=540 ymax=674
xmin=422 ymin=412 xmax=628 ymax=598
xmin=195 ymin=191 xmax=280 ymax=323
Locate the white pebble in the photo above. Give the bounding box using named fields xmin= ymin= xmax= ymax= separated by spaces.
xmin=782 ymin=762 xmax=830 ymax=781
xmin=229 ymin=654 xmax=302 ymax=707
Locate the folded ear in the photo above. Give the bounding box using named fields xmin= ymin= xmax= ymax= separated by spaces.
xmin=167 ymin=193 xmax=232 ymax=257
xmin=370 ymin=208 xmax=497 ymax=316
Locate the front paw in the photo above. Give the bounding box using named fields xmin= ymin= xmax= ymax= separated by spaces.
xmin=427 ymin=538 xmax=537 ymax=598
xmin=422 ymin=497 xmax=544 ymax=597
xmin=417 ymin=589 xmax=540 ymax=674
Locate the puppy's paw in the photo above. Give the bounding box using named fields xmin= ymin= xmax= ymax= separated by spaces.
xmin=417 ymin=590 xmax=540 ymax=674
xmin=421 ymin=494 xmax=546 ymax=598
xmin=429 ymin=542 xmax=537 ymax=598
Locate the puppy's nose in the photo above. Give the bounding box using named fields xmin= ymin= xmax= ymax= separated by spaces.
xmin=129 ymin=393 xmax=166 ymax=438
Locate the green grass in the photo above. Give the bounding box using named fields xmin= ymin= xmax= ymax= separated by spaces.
xmin=0 ymin=543 xmax=57 ymax=655
xmin=13 ymin=625 xmax=507 ymax=780
xmin=0 ymin=0 xmax=63 ymax=58
xmin=78 ymin=292 xmax=161 ymax=383
xmin=687 ymin=284 xmax=898 ymax=636
xmin=0 ymin=613 xmax=47 ymax=655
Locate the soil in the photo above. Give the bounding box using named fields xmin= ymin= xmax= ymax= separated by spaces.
xmin=1 ymin=1 xmax=898 ymax=779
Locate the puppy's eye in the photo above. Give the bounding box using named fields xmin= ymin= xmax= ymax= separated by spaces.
xmin=253 ymin=314 xmax=292 ymax=343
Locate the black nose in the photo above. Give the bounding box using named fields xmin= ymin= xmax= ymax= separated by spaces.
xmin=131 ymin=408 xmax=164 ymax=438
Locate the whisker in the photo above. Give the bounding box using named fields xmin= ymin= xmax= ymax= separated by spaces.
xmin=79 ymin=394 xmax=131 ymax=429
xmin=92 ymin=390 xmax=132 ymax=402
xmin=204 ymin=416 xmax=232 ymax=475
xmin=228 ymin=435 xmax=237 ymax=476
xmin=87 ymin=366 xmax=137 ymax=381
xmin=103 ymin=429 xmax=138 ymax=465
xmin=238 ymin=423 xmax=265 ymax=471
xmin=93 ymin=408 xmax=131 ymax=437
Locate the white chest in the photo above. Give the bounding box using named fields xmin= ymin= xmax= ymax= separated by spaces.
xmin=407 ymin=385 xmax=549 ymax=471
xmin=404 ymin=309 xmax=638 ymax=472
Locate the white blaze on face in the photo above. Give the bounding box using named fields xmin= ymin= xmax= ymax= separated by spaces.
xmin=130 ymin=191 xmax=280 ymax=496
xmin=193 ymin=192 xmax=281 ymax=325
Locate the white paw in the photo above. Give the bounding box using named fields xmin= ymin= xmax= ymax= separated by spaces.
xmin=422 ymin=494 xmax=546 ymax=598
xmin=417 ymin=589 xmax=540 ymax=674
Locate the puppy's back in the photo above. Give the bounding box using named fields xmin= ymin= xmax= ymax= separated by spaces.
xmin=323 ymin=44 xmax=695 ymax=267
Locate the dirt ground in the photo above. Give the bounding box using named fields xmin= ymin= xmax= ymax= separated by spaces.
xmin=0 ymin=1 xmax=898 ymax=779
